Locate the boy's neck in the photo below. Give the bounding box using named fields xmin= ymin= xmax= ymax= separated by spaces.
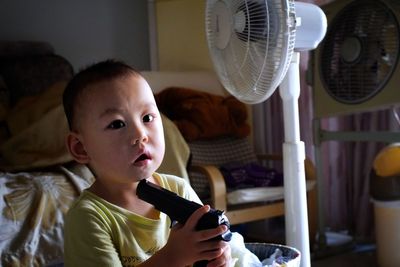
xmin=88 ymin=176 xmax=160 ymax=219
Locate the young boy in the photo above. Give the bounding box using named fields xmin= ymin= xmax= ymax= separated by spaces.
xmin=62 ymin=60 xmax=232 ymax=267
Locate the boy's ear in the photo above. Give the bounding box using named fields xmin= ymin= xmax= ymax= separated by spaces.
xmin=66 ymin=132 xmax=90 ymax=164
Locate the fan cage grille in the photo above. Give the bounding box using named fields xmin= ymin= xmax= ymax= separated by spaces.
xmin=206 ymin=0 xmax=296 ymax=104
xmin=319 ymin=0 xmax=400 ymax=104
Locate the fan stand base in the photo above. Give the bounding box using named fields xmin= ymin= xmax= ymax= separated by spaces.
xmin=312 ymin=231 xmax=355 ymax=260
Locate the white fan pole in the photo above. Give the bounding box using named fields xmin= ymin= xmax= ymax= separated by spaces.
xmin=279 ymin=52 xmax=311 ymax=267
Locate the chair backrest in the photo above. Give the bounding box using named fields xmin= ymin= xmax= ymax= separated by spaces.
xmin=188 ymin=136 xmax=257 ymax=200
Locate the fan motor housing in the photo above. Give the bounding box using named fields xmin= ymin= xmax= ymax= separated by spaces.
xmin=312 ymin=0 xmax=400 ymax=118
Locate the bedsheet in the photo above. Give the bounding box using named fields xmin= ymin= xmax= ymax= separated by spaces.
xmin=0 ymin=163 xmax=94 ymax=266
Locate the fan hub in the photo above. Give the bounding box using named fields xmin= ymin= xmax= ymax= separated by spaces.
xmin=340 ymin=36 xmax=362 ymax=64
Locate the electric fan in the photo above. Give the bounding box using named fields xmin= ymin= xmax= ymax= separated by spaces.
xmin=205 ymin=1 xmax=326 ymax=266
xmin=310 ymin=0 xmax=400 ymax=256
xmin=313 ymin=0 xmax=400 ymax=118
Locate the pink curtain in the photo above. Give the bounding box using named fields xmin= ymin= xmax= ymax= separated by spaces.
xmin=252 ymin=0 xmax=399 ymax=241
xmin=318 ymin=111 xmax=392 ymax=239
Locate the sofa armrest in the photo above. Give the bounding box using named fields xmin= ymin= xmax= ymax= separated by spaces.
xmin=189 ymin=165 xmax=227 ymax=211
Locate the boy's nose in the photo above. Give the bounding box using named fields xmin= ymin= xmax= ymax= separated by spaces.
xmin=131 ymin=129 xmax=148 ymax=145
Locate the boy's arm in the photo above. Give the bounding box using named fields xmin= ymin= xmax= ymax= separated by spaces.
xmin=64 ymin=209 xmax=123 ymax=267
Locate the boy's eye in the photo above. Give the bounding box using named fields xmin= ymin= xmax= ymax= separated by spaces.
xmin=143 ymin=114 xmax=154 ymax=123
xmin=107 ymin=120 xmax=126 ymax=129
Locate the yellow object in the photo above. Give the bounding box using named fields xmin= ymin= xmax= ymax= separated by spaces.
xmin=157 ymin=113 xmax=191 ymax=182
xmin=373 ymin=143 xmax=400 ymax=177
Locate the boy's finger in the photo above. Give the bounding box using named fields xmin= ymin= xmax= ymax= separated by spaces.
xmin=185 ymin=205 xmax=210 ymax=229
xmin=197 ymin=225 xmax=228 ymax=241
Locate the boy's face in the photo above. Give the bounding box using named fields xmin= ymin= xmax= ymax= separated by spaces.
xmin=70 ymin=74 xmax=165 ymax=185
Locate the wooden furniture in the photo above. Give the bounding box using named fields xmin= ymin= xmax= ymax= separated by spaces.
xmin=187 ymin=136 xmax=318 ymax=244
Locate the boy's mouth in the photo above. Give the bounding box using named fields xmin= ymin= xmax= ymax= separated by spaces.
xmin=134 ymin=153 xmax=151 ymax=163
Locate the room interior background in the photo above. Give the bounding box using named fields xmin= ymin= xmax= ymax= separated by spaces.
xmin=1 ymin=0 xmax=398 ymax=243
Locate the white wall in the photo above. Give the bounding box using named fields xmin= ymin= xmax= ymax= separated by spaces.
xmin=0 ymin=0 xmax=150 ymax=71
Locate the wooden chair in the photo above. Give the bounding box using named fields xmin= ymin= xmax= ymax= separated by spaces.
xmin=186 ymin=136 xmax=317 ymax=244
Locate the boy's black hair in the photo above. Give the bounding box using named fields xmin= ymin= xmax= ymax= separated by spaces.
xmin=63 ymin=59 xmax=140 ymax=130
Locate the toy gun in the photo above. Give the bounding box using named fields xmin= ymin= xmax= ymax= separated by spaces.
xmin=137 ymin=179 xmax=232 ymax=267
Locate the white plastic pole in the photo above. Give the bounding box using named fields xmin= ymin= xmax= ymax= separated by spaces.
xmin=279 ymin=52 xmax=311 ymax=267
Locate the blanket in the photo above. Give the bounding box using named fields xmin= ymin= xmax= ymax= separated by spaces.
xmin=155 ymin=87 xmax=250 ymax=141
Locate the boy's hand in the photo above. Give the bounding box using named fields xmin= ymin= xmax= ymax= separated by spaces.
xmin=205 ymin=241 xmax=232 ymax=267
xmin=161 ymin=205 xmax=231 ymax=267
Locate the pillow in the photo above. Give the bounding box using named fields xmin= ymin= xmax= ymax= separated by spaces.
xmin=0 ymin=105 xmax=72 ymax=171
xmin=157 ymin=114 xmax=191 ymax=182
xmin=6 ymin=80 xmax=67 ymax=136
xmin=0 ymin=81 xmax=70 ymax=171
xmin=373 ymin=143 xmax=400 ymax=177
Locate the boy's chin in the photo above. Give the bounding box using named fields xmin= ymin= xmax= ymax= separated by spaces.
xmin=135 ymin=169 xmax=157 ymax=181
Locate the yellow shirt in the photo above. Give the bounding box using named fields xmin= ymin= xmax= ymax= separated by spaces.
xmin=64 ymin=173 xmax=201 ymax=267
